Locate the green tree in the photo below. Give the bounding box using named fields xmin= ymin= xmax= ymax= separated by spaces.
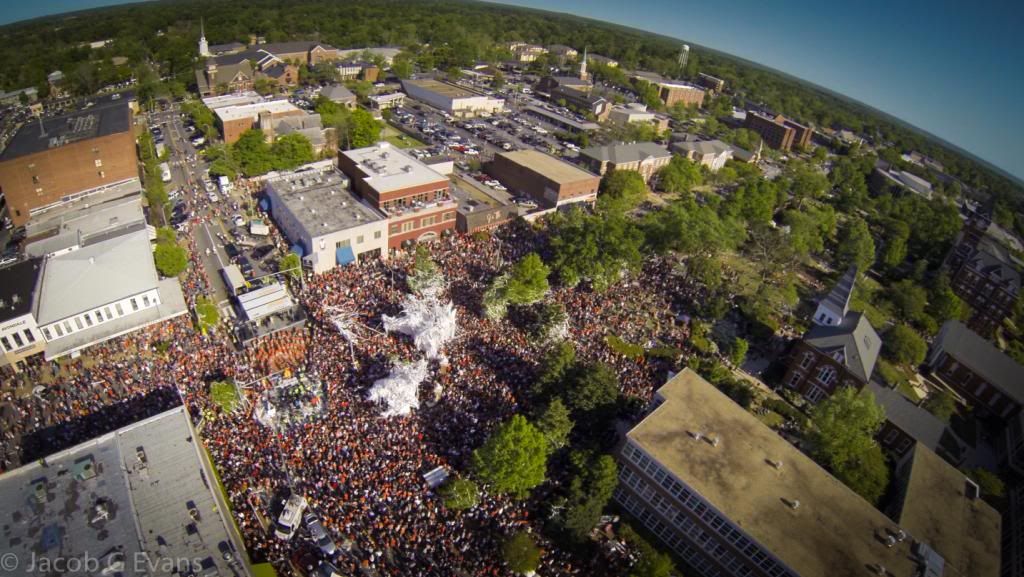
xmin=154 ymin=242 xmax=187 ymax=277
xmin=195 ymin=296 xmax=220 ymax=332
xmin=472 ymin=415 xmax=549 ymax=498
xmin=536 ymin=399 xmax=574 ymax=451
xmin=233 ymin=129 xmax=274 ymax=176
xmin=535 ymin=341 xmax=577 ymax=398
xmin=631 ymin=550 xmax=674 ymax=577
xmin=279 ymin=253 xmax=302 ymax=281
xmin=884 ymin=324 xmax=928 ymax=366
xmin=548 ymin=208 xmax=644 ymax=291
xmin=923 ymin=389 xmax=957 ymax=423
xmin=657 ymin=155 xmax=703 ymax=194
xmin=966 ymin=468 xmax=1005 ymax=498
xmin=835 ymin=217 xmax=875 ymax=273
xmin=642 ymin=198 xmax=743 ymax=256
xmin=407 ymin=244 xmax=443 ymax=293
xmin=270 ymin=133 xmax=315 ymax=170
xmin=597 ymin=169 xmax=647 ymax=214
xmin=729 ymin=337 xmax=749 ymax=367
xmin=439 ymin=478 xmax=480 ymax=510
xmin=566 ymin=362 xmax=619 ymax=413
xmin=561 ymin=451 xmax=619 ymax=541
xmin=928 ymin=272 xmax=965 ymax=323
xmin=809 ymin=387 xmax=889 ymax=504
xmin=492 ymin=70 xmax=505 ymax=90
xmin=391 ymin=53 xmax=414 ymax=79
xmin=888 ymin=279 xmax=930 ymax=326
xmin=347 ymin=108 xmax=383 ymax=148
xmin=504 ymin=252 xmax=550 ymax=305
xmin=501 ymin=531 xmax=541 ymax=575
xmin=785 ymin=160 xmax=829 ymax=208
xmin=881 ymin=220 xmax=910 ymax=271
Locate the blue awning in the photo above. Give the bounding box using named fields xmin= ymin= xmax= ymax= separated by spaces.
xmin=336 ymin=246 xmax=355 ymax=265
xmin=290 ymin=243 xmax=305 ymax=257
xmin=259 ymin=197 xmax=270 ymax=211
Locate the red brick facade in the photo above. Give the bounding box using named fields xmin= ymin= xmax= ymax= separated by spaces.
xmin=932 ymin=352 xmax=1020 ymax=420
xmin=782 ymin=340 xmax=863 ymax=403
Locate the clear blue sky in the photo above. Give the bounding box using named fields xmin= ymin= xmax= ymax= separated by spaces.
xmin=4 ymin=0 xmax=1022 ymax=180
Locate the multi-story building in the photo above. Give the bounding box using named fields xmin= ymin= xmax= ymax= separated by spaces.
xmin=782 ymin=117 xmax=812 ymax=150
xmin=587 ymin=53 xmax=618 ymax=68
xmin=608 ymin=103 xmax=671 ymax=133
xmin=510 ymin=43 xmax=547 ymax=63
xmin=886 ymin=443 xmax=1001 ymax=577
xmin=616 ymin=369 xmax=997 ymax=577
xmin=0 ymin=259 xmax=45 ymax=372
xmin=784 ymin=311 xmax=881 ymax=402
xmin=521 ymin=105 xmax=601 ymax=134
xmin=577 ymin=142 xmax=671 ymax=183
xmin=744 ymin=111 xmax=796 ymax=151
xmin=868 ymin=381 xmax=968 ymax=464
xmin=486 ymin=150 xmax=600 ymax=208
xmin=195 ymin=60 xmax=255 ymax=97
xmin=698 ymin=72 xmax=726 ymax=92
xmin=264 ymin=161 xmax=388 ymax=273
xmin=927 ymin=320 xmax=1024 ymax=421
xmin=338 ymin=143 xmax=457 ymax=249
xmin=369 ymin=92 xmax=406 ymax=111
xmin=870 ymin=166 xmax=934 ymax=199
xmin=535 ymin=75 xmax=592 ymax=95
xmin=944 ymin=212 xmax=1022 ymax=335
xmin=550 ymin=85 xmax=610 ymax=120
xmin=672 ymin=139 xmax=734 ymax=172
xmin=656 ymin=81 xmax=706 ymax=108
xmin=0 ymin=96 xmax=135 ymax=226
xmin=401 ymin=79 xmax=505 ymax=118
xmin=547 ymin=44 xmax=578 ymax=63
xmin=213 ymin=100 xmax=307 ymax=144
xmin=0 ymin=407 xmax=248 ymax=577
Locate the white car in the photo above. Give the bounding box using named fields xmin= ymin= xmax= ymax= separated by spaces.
xmin=208 ymin=192 xmax=219 ymax=203
xmin=204 ymin=181 xmax=215 ymax=193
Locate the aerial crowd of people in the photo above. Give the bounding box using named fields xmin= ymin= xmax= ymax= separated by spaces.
xmin=0 ymin=202 xmax=696 ymax=576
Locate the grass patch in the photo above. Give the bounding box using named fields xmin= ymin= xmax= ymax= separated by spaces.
xmin=875 ymin=359 xmax=921 ymax=402
xmin=849 ymin=275 xmax=895 ymax=329
xmin=385 ymin=133 xmax=425 ymax=149
xmin=252 ymin=564 xmax=278 ymax=577
xmin=757 ymin=410 xmax=785 ymax=428
xmin=210 ymin=381 xmax=239 ymax=412
xmin=605 ymin=334 xmax=645 ymax=357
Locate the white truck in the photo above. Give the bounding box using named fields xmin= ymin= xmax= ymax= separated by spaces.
xmin=274 ymin=494 xmax=307 ymax=540
xmin=159 ymin=162 xmax=172 ymax=183
xmin=217 ymin=175 xmax=232 ymax=194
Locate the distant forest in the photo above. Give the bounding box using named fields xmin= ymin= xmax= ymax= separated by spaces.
xmin=0 ymin=0 xmax=1019 ymax=198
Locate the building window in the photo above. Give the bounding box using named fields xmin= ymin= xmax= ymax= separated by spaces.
xmin=104 ymin=307 xmax=113 ymax=319
xmin=799 ymin=352 xmax=814 ymax=369
xmin=816 ymin=365 xmax=836 ymax=385
xmin=883 ymin=428 xmax=900 ymax=444
xmin=84 ymin=313 xmax=94 ymax=327
xmin=390 ymin=224 xmax=399 ymax=234
xmin=131 ymin=298 xmax=139 ymax=311
xmin=805 ymin=385 xmax=826 ymax=403
xmin=63 ymin=321 xmax=73 ymax=334
xmin=142 ymin=294 xmax=151 ymax=307
xmin=0 ymin=336 xmax=10 ymax=351
xmin=42 ymin=327 xmax=52 ymax=340
xmin=23 ymin=329 xmax=35 ymax=343
xmin=374 ymin=230 xmax=382 ymax=239
xmin=115 ymin=303 xmax=124 ymax=316
xmin=11 ymin=332 xmax=24 ymax=347
xmin=788 ymin=371 xmax=802 ymax=387
xmin=356 ymin=235 xmax=364 ymax=244
xmin=94 ymin=159 xmax=103 ymax=168
xmin=444 ymin=211 xmax=456 ymax=221
xmin=336 ymin=239 xmax=351 ymax=249
xmin=75 ymin=317 xmax=84 ymax=330
xmin=54 ymin=324 xmax=64 ymax=337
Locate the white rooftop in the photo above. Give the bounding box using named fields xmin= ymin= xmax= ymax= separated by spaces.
xmin=238 ymin=282 xmax=295 ymax=321
xmin=341 ymin=142 xmax=449 ymax=195
xmin=35 ymin=229 xmax=159 ymax=325
xmin=201 ymin=91 xmax=263 ymax=110
xmin=214 ymin=99 xmax=301 ymax=123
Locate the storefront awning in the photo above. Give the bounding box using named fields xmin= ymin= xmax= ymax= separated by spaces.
xmin=336 ymin=246 xmax=355 ymax=265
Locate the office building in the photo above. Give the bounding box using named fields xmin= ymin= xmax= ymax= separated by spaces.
xmin=927 ymin=320 xmax=1024 ymax=422
xmin=578 ymin=142 xmax=671 ymax=183
xmin=870 ymin=166 xmax=935 ymax=200
xmin=0 ymin=259 xmax=45 ymax=372
xmin=656 ymin=81 xmax=706 ymax=108
xmin=213 ymin=99 xmax=307 ymax=144
xmin=338 ymin=143 xmax=457 ymax=249
xmin=264 ymin=161 xmax=388 ymax=273
xmin=0 ymin=96 xmax=135 ymax=226
xmin=0 ymin=407 xmax=248 ymax=577
xmin=486 ymin=150 xmax=600 ymax=208
xmin=744 ymin=111 xmax=796 ymax=151
xmin=369 ymin=92 xmax=406 ymax=110
xmin=401 ymin=79 xmax=504 ymax=118
xmin=617 ymin=369 xmax=947 ymax=577
xmin=698 ymin=73 xmax=726 ymax=92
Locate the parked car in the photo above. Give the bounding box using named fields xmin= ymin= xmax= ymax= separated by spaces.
xmin=304 ymin=513 xmax=337 ymax=556
xmin=251 ymin=244 xmax=275 ymax=260
xmin=224 ymin=244 xmax=240 ymax=259
xmin=275 ymin=494 xmax=308 ymax=540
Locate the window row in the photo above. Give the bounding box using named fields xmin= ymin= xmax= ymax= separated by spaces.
xmin=0 ymin=328 xmax=37 ymax=352
xmin=42 ymin=293 xmax=153 ymax=341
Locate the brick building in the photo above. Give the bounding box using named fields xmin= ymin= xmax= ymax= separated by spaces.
xmin=213 ymin=100 xmax=307 ymax=144
xmin=697 ymin=72 xmax=725 ymax=92
xmin=577 ymin=142 xmax=671 ymax=183
xmin=743 ymin=111 xmax=795 ymax=151
xmin=656 ymin=81 xmax=706 ymax=108
xmin=944 ymin=212 xmax=1022 ymax=335
xmin=0 ymin=97 xmax=136 ymax=226
xmin=784 ymin=312 xmax=881 ymax=403
xmin=486 ymin=150 xmax=600 ymax=208
xmin=338 ymin=143 xmax=456 ymax=249
xmin=927 ymin=320 xmax=1024 ymax=421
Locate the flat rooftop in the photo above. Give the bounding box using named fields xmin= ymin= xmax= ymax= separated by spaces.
xmin=0 ymin=97 xmax=131 ymax=161
xmin=26 ymin=190 xmax=146 ymax=257
xmin=0 ymin=258 xmax=43 ymax=322
xmin=0 ymin=407 xmax=241 ymax=577
xmin=896 ymin=444 xmax=1001 ymax=577
xmin=214 ymin=99 xmax=301 ymax=123
xmin=523 ymin=105 xmax=600 ymax=131
xmin=268 ymin=167 xmax=385 ymax=234
xmin=341 ymin=143 xmax=449 ymax=195
xmin=202 ymin=91 xmax=263 ymax=110
xmin=404 ymin=78 xmax=480 ymax=99
xmin=627 ymin=369 xmax=919 ymax=577
xmin=497 ymin=149 xmax=599 ymax=185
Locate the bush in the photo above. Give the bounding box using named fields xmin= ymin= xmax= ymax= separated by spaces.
xmin=606 ymin=334 xmax=645 ymax=357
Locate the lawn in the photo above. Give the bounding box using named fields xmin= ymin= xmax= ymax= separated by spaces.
xmin=875 ymin=359 xmax=921 ymax=402
xmin=252 ymin=565 xmax=278 ymax=577
xmin=382 ymin=126 xmax=425 ymax=149
xmin=757 ymin=410 xmax=785 ymax=428
xmin=210 ymin=381 xmax=239 ymax=412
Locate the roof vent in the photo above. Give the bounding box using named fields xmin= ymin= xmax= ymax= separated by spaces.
xmin=689 ymin=431 xmax=703 ymax=442
xmin=89 ymin=256 xmax=95 ymax=265
xmin=768 ymin=459 xmax=783 ymax=470
xmin=784 ymin=498 xmax=800 ymax=510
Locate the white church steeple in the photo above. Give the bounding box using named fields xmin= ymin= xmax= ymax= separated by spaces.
xmin=199 ymin=18 xmax=210 ymax=57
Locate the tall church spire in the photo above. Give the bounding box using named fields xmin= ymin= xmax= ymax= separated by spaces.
xmin=199 ymin=17 xmax=210 ymax=57
xmin=579 ymin=46 xmax=588 ymax=81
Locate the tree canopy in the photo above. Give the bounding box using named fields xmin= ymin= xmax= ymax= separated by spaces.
xmin=501 ymin=531 xmax=541 ymax=575
xmin=547 ymin=208 xmax=643 ymax=291
xmin=597 ymin=169 xmax=647 ymax=214
xmin=883 ymin=324 xmax=928 ymax=366
xmin=472 ymin=415 xmax=549 ymax=498
xmin=656 ymin=155 xmax=703 ymax=194
xmin=835 ymin=217 xmax=876 ymax=273
xmin=809 ymin=387 xmax=889 ymax=504
xmin=154 ymin=241 xmax=187 ymax=277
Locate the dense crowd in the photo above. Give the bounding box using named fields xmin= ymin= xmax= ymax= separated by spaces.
xmin=0 ymin=216 xmax=694 ymax=576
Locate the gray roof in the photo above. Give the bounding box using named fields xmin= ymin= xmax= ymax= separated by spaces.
xmin=671 ymin=139 xmax=733 ymax=156
xmin=0 ymin=258 xmax=43 ymax=322
xmin=822 ymin=266 xmax=857 ymax=318
xmin=0 ymin=407 xmax=241 ymax=577
xmin=933 ymin=320 xmax=1024 ymax=404
xmin=867 ymin=381 xmax=965 ymax=461
xmin=968 ymin=238 xmax=1022 ymax=295
xmin=35 ymin=229 xmax=159 ymax=325
xmin=579 ymin=141 xmax=671 ymax=165
xmin=0 ymin=96 xmax=131 ymax=161
xmin=266 ymin=167 xmax=386 ymax=236
xmin=804 ymin=311 xmax=881 ymax=383
xmin=322 ymin=84 xmax=355 ymax=102
xmin=26 ymin=191 xmax=146 ymax=258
